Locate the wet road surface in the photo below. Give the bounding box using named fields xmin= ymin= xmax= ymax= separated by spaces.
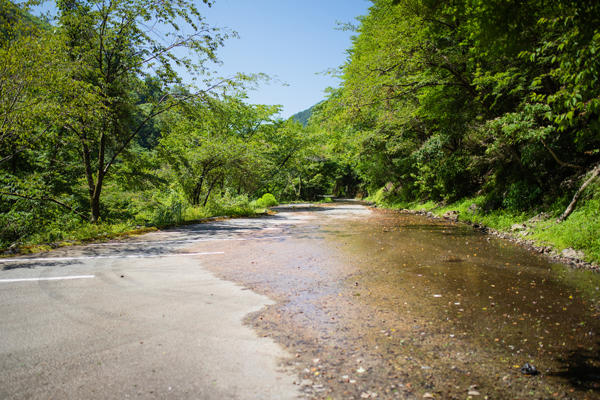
xmin=2 ymin=202 xmax=600 ymax=399
xmin=191 ymin=203 xmax=600 ymax=399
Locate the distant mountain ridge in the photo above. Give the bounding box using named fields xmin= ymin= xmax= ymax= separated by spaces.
xmin=291 ymin=104 xmax=317 ymax=126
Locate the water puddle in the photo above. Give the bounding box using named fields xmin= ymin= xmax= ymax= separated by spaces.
xmin=330 ymin=209 xmax=600 ymax=398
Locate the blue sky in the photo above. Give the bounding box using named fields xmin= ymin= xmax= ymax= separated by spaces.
xmin=33 ymin=0 xmax=370 ymax=119
xmin=200 ymin=0 xmax=370 ymax=118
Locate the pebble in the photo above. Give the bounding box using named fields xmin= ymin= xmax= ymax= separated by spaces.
xmin=360 ymin=391 xmax=378 ymax=398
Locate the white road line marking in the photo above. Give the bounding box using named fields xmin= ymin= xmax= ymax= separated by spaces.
xmin=0 ymin=275 xmax=95 ymax=283
xmin=0 ymin=252 xmax=224 ymax=263
xmin=90 ymin=236 xmax=288 ymax=247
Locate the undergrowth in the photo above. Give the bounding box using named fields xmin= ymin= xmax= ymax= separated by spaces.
xmin=3 ymin=193 xmax=280 ymax=255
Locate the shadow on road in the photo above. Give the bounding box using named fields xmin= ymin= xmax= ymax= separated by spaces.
xmin=1 ymin=217 xmax=288 ymax=271
xmin=2 ymin=261 xmax=71 ymax=271
xmin=270 ymin=205 xmax=333 ymax=213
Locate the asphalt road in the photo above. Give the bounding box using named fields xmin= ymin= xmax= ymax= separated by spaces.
xmin=0 ymin=218 xmax=301 ymax=399
xmin=4 ymin=203 xmax=598 ymax=399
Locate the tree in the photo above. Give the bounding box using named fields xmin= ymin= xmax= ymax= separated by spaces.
xmin=158 ymin=95 xmax=280 ymax=206
xmin=0 ymin=1 xmax=66 ymax=167
xmin=55 ymin=0 xmax=233 ymax=222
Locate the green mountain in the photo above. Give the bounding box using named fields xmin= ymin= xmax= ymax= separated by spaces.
xmin=291 ymin=104 xmax=316 ymax=126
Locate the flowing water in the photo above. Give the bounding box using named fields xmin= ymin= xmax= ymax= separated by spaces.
xmin=196 ymin=203 xmax=600 ymax=399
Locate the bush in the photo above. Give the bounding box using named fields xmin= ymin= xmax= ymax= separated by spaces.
xmin=368 ymin=185 xmax=409 ymax=207
xmin=151 ymin=198 xmax=184 ymax=226
xmin=206 ymin=193 xmax=255 ymax=217
xmin=142 ymin=190 xmax=185 ymax=226
xmin=502 ymin=181 xmax=542 ymax=211
xmin=255 ymin=193 xmax=278 ymax=208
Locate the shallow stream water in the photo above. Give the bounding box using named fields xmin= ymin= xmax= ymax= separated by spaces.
xmin=197 ymin=203 xmax=600 ymax=399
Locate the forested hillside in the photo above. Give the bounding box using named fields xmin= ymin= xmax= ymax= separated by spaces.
xmin=291 ymin=104 xmax=316 ymax=127
xmin=1 ymin=0 xmax=599 ymax=263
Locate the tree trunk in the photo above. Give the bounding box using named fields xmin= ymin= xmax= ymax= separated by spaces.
xmin=202 ymin=177 xmax=219 ymax=207
xmin=191 ymin=177 xmax=204 ymax=206
xmin=80 ymin=131 xmax=107 ymax=223
xmin=90 ymin=133 xmax=106 ymax=223
xmin=557 ymin=164 xmax=600 ymax=223
xmin=219 ymin=178 xmax=225 ymax=197
xmin=90 ymin=167 xmax=105 ymax=223
xmin=90 ymin=187 xmax=102 ymax=223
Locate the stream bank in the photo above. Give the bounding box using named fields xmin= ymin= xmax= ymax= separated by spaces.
xmin=366 ymin=194 xmax=600 ymax=272
xmin=392 ymin=207 xmax=599 ymax=272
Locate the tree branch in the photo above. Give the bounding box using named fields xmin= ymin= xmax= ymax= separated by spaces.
xmin=0 ymin=191 xmax=87 ymax=220
xmin=117 ymin=30 xmax=211 ymax=77
xmin=557 ymin=163 xmax=600 ymax=223
xmin=103 ymin=77 xmax=232 ymax=175
xmin=541 ymin=138 xmax=582 ymax=169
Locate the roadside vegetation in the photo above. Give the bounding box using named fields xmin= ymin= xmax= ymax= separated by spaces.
xmin=1 ymin=0 xmax=599 ymax=265
xmin=306 ymin=0 xmax=600 ymax=264
xmin=0 ymin=0 xmax=348 ymax=252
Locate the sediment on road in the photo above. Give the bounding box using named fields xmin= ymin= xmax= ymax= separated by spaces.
xmin=198 ymin=202 xmax=600 ymax=399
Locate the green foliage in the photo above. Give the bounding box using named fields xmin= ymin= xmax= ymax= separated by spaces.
xmin=255 ymin=193 xmax=278 ymax=208
xmin=50 ymin=0 xmax=235 ymax=222
xmin=0 ymin=1 xmax=278 ymax=250
xmin=314 ymin=0 xmax=599 ymax=217
xmin=533 ymin=197 xmax=600 ymax=262
xmin=3 ymin=0 xmax=600 ymax=260
xmin=158 ymin=95 xmax=279 ymax=207
xmin=149 ymin=192 xmax=185 ymax=226
xmin=368 ymin=187 xmax=406 ymax=207
xmin=205 ymin=193 xmax=255 ymax=218
xmin=502 ymin=181 xmax=542 ymax=211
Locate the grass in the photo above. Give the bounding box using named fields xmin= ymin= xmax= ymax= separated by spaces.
xmin=3 ymin=197 xmax=270 ymax=256
xmin=368 ymin=189 xmax=600 ymax=265
xmin=18 ymin=222 xmax=158 ymax=255
xmin=530 ymin=197 xmax=600 ymax=262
